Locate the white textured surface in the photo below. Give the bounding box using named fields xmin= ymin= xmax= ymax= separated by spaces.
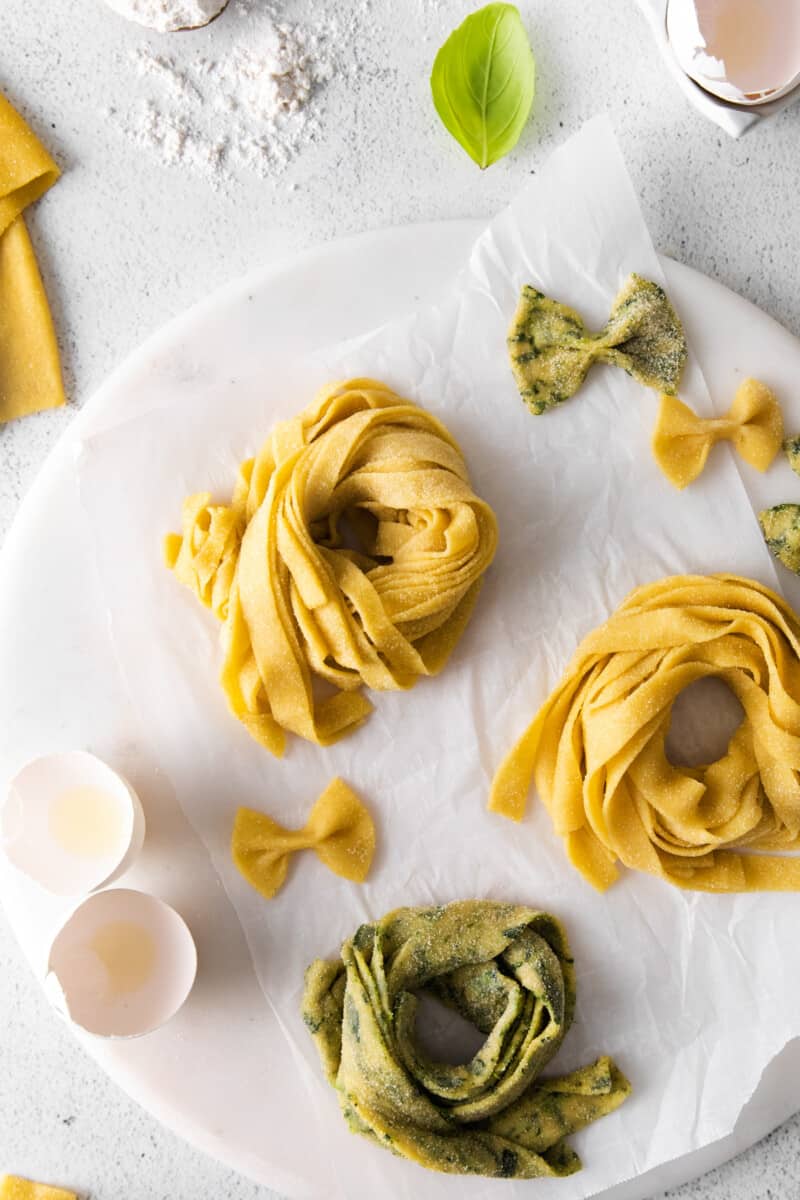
xmin=1 ymin=0 xmax=800 ymax=1197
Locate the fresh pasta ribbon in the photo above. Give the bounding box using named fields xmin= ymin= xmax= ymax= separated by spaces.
xmin=231 ymin=777 xmax=375 ymax=899
xmin=507 ymin=273 xmax=687 ymax=414
xmin=490 ymin=574 xmax=800 ymax=894
xmin=166 ymin=378 xmax=498 ymax=755
xmin=302 ymin=901 xmax=630 ymax=1179
xmin=0 ymin=93 xmax=65 ymax=422
xmin=0 ymin=1178 xmax=78 ymax=1200
xmin=652 ymin=378 xmax=783 ymax=489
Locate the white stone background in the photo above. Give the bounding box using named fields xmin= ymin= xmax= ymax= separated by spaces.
xmin=1 ymin=0 xmax=800 ymax=1196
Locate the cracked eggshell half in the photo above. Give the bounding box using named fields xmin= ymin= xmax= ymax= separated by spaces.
xmin=1 ymin=751 xmax=146 ymax=896
xmin=46 ymin=888 xmax=198 ymax=1038
xmin=667 ymin=0 xmax=800 ymax=106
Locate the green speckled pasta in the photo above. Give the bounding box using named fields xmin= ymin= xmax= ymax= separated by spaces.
xmin=508 ymin=273 xmax=687 ymax=414
xmin=760 ymin=504 xmax=800 ymax=574
xmin=302 ymin=900 xmax=630 ymax=1179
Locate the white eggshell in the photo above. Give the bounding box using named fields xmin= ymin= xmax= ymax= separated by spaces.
xmin=1 ymin=751 xmax=145 ymax=896
xmin=46 ymin=888 xmax=198 ymax=1038
xmin=667 ymin=0 xmax=800 ymax=106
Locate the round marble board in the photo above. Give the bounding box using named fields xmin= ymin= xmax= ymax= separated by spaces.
xmin=2 ymin=222 xmax=800 ymax=1199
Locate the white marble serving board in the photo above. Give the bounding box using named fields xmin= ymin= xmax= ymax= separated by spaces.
xmin=2 ymin=223 xmax=800 ymax=1198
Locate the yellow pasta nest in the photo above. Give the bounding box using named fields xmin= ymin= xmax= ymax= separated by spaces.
xmin=166 ymin=378 xmax=498 ymax=755
xmin=490 ymin=574 xmax=800 ymax=893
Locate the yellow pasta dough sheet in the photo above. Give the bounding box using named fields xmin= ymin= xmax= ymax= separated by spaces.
xmin=75 ymin=117 xmax=800 ymax=1198
xmin=0 ymin=1178 xmax=77 ymax=1200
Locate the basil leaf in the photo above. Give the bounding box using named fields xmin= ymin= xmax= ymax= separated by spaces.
xmin=431 ymin=3 xmax=536 ymax=170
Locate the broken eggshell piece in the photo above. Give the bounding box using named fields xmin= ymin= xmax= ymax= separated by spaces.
xmin=1 ymin=751 xmax=145 ymax=896
xmin=667 ymin=0 xmax=800 ymax=106
xmin=46 ymin=888 xmax=198 ymax=1038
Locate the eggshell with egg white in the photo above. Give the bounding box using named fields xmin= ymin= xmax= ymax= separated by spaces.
xmin=1 ymin=751 xmax=145 ymax=896
xmin=46 ymin=888 xmax=198 ymax=1038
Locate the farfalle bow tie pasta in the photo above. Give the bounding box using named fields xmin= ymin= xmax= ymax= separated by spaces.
xmin=490 ymin=574 xmax=800 ymax=893
xmin=165 ymin=379 xmax=498 ymax=755
xmin=652 ymin=378 xmax=783 ymax=489
xmin=303 ymin=901 xmax=630 ymax=1179
xmin=507 ymin=273 xmax=687 ymax=414
xmin=232 ymin=778 xmax=375 ymax=899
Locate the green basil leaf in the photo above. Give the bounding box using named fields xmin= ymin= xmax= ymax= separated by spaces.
xmin=430 ymin=3 xmax=536 ymax=170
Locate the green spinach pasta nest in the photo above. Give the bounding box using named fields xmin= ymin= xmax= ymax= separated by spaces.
xmin=302 ymin=900 xmax=630 ymax=1179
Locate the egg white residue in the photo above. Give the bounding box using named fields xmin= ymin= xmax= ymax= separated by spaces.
xmin=1 ymin=751 xmax=145 ymax=896
xmin=47 ymin=888 xmax=197 ymax=1038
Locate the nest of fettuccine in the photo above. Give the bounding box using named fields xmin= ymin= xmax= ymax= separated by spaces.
xmin=303 ymin=900 xmax=630 ymax=1178
xmin=165 ymin=378 xmax=498 ymax=755
xmin=491 ymin=574 xmax=800 ymax=893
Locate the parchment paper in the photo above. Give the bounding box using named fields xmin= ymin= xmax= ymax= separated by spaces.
xmin=77 ymin=117 xmax=799 ymax=1200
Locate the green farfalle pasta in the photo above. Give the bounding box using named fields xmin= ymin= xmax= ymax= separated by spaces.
xmin=760 ymin=503 xmax=800 ymax=574
xmin=508 ymin=273 xmax=687 ymax=414
xmin=302 ymin=900 xmax=630 ymax=1179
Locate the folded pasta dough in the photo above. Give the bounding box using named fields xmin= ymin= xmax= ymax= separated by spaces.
xmin=0 ymin=1179 xmax=77 ymax=1200
xmin=166 ymin=379 xmax=498 ymax=755
xmin=490 ymin=574 xmax=800 ymax=893
xmin=0 ymin=93 xmax=65 ymax=422
xmin=303 ymin=901 xmax=630 ymax=1179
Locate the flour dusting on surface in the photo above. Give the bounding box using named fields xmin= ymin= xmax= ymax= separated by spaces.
xmin=105 ymin=0 xmax=348 ymax=189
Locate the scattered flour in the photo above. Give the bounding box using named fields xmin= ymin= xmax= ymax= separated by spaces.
xmin=106 ymin=0 xmax=341 ymax=189
xmin=103 ymin=0 xmax=229 ymax=33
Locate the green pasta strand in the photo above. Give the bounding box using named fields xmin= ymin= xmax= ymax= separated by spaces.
xmin=302 ymin=900 xmax=630 ymax=1179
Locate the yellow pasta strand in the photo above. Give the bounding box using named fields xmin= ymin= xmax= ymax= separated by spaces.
xmin=490 ymin=574 xmax=800 ymax=893
xmin=232 ymin=778 xmax=375 ymax=899
xmin=652 ymin=379 xmax=783 ymax=489
xmin=0 ymin=93 xmax=65 ymax=422
xmin=166 ymin=378 xmax=498 ymax=755
xmin=0 ymin=1177 xmax=78 ymax=1200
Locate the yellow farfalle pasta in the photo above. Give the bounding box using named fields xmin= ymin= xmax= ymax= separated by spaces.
xmin=652 ymin=378 xmax=783 ymax=489
xmin=490 ymin=574 xmax=800 ymax=893
xmin=166 ymin=379 xmax=498 ymax=755
xmin=232 ymin=778 xmax=375 ymax=899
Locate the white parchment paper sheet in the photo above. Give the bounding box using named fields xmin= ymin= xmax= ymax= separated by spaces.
xmin=77 ymin=117 xmax=798 ymax=1200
